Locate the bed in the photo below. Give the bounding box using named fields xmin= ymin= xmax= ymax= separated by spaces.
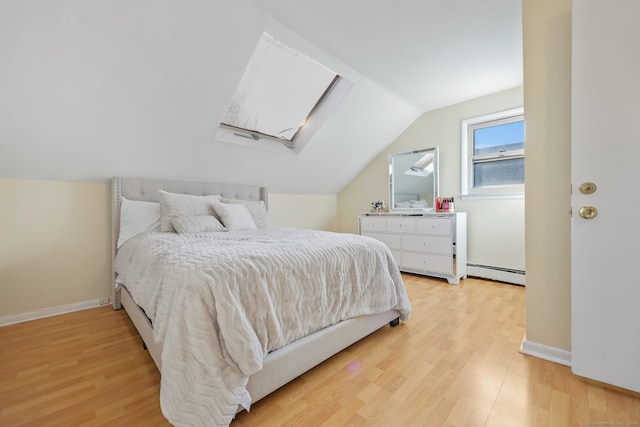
xmin=111 ymin=177 xmax=411 ymax=426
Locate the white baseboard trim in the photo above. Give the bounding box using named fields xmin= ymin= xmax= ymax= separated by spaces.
xmin=520 ymin=337 xmax=572 ymax=367
xmin=467 ymin=264 xmax=525 ymax=286
xmin=0 ymin=297 xmax=111 ymax=327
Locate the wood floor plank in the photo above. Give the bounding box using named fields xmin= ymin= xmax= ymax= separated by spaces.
xmin=1 ymin=274 xmax=639 ymax=426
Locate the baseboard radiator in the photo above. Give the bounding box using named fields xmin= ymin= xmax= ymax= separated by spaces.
xmin=467 ymin=263 xmax=525 ymax=286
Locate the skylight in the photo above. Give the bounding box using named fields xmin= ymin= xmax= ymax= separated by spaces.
xmin=404 ymin=152 xmax=434 ymax=177
xmin=218 ymin=33 xmax=350 ymax=152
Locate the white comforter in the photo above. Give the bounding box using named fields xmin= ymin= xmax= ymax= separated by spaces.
xmin=115 ymin=227 xmax=411 ymax=427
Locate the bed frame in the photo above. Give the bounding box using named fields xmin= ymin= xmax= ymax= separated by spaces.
xmin=111 ymin=177 xmax=401 ymax=406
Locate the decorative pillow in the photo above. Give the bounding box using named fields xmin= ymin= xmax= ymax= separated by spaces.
xmin=171 ymin=216 xmax=226 ymax=234
xmin=395 ymin=201 xmax=411 ymax=208
xmin=117 ymin=197 xmax=161 ymax=248
xmin=158 ymin=190 xmax=221 ymax=232
xmin=220 ymin=198 xmax=272 ymax=228
xmin=212 ymin=202 xmax=257 ymax=231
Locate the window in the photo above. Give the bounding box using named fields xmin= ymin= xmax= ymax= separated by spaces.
xmin=461 ymin=108 xmax=524 ymax=198
xmin=215 ymin=33 xmax=352 ymax=153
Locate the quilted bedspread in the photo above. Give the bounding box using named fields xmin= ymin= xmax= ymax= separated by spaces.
xmin=114 ymin=227 xmax=411 ymax=427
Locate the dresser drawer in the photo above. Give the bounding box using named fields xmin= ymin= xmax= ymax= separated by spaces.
xmin=402 ymin=252 xmax=452 ymax=275
xmin=358 ymin=212 xmax=466 ymax=285
xmin=362 ymin=232 xmax=401 ymax=249
xmin=416 ymin=218 xmax=452 ymax=236
xmin=402 ymin=235 xmax=452 ymax=255
xmin=360 ymin=217 xmax=387 ymax=232
xmin=387 ymin=217 xmax=416 ymax=233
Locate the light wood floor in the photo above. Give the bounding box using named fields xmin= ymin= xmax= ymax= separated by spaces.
xmin=1 ymin=275 xmax=639 ymax=426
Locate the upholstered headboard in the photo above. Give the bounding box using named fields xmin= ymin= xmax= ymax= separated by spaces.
xmin=111 ymin=177 xmax=268 ymax=309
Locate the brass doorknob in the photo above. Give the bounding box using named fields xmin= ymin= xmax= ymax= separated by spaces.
xmin=579 ymin=206 xmax=598 ymax=219
xmin=579 ymin=182 xmax=597 ymax=194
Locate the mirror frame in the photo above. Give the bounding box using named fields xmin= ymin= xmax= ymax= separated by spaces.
xmin=389 ymin=147 xmax=440 ymax=213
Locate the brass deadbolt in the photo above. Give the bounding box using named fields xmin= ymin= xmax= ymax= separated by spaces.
xmin=579 ymin=182 xmax=597 ymax=194
xmin=579 ymin=206 xmax=598 ymax=219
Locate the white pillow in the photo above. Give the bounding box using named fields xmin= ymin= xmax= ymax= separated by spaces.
xmin=220 ymin=198 xmax=272 ymax=228
xmin=212 ymin=202 xmax=257 ymax=231
xmin=410 ymin=199 xmax=428 ymax=208
xmin=117 ymin=197 xmax=161 ymax=248
xmin=395 ymin=201 xmax=411 ymax=208
xmin=158 ymin=190 xmax=221 ymax=232
xmin=171 ymin=216 xmax=226 ymax=234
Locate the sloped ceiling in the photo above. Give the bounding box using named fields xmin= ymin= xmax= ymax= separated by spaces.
xmin=248 ymin=0 xmax=523 ymax=112
xmin=0 ymin=0 xmax=522 ymax=194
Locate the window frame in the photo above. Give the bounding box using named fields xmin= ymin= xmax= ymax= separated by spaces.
xmin=214 ymin=33 xmax=352 ymax=154
xmin=460 ymin=107 xmax=525 ymax=199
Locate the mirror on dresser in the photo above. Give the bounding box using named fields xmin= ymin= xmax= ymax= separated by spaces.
xmin=389 ymin=147 xmax=439 ymax=212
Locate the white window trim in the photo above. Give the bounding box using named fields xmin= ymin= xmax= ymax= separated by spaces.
xmin=214 ymin=33 xmax=353 ymax=154
xmin=460 ymin=107 xmax=524 ymax=200
xmin=214 ymin=77 xmax=352 ymax=154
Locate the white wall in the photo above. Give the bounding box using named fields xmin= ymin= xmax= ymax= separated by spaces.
xmin=0 ymin=179 xmax=338 ymax=319
xmin=338 ymin=87 xmax=524 ymax=272
xmin=268 ymin=193 xmax=337 ymax=231
xmin=0 ymin=0 xmax=419 ymax=195
xmin=0 ymin=179 xmax=112 ymax=318
xmin=0 ymin=0 xmax=416 ymax=319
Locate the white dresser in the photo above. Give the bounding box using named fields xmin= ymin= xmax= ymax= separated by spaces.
xmin=359 ymin=212 xmax=467 ymax=285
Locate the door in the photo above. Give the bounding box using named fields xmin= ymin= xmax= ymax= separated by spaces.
xmin=571 ymin=0 xmax=640 ymax=392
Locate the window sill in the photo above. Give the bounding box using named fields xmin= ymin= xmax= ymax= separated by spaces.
xmin=214 ymin=126 xmax=295 ymax=154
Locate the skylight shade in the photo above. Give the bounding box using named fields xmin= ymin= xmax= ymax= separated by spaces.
xmin=411 ymin=152 xmax=434 ymax=171
xmin=222 ymin=33 xmax=338 ymax=142
xmin=405 ymin=152 xmax=434 ymax=177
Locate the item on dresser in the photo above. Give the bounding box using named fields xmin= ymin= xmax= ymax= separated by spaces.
xmin=359 ymin=212 xmax=467 ymax=285
xmin=371 ymin=200 xmax=386 ymax=212
xmin=435 ymin=197 xmax=455 ymax=212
